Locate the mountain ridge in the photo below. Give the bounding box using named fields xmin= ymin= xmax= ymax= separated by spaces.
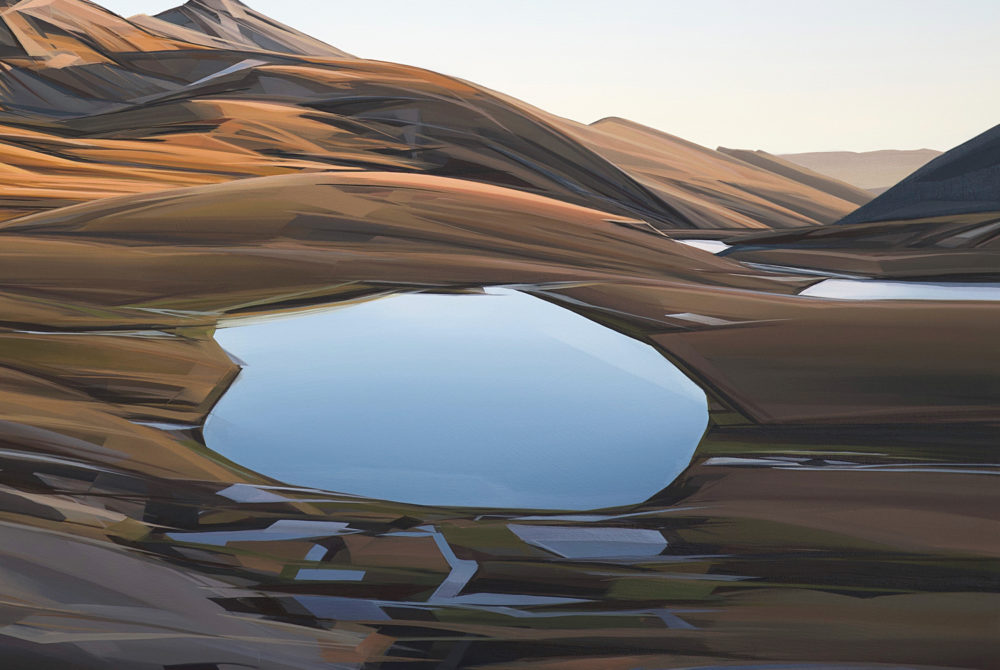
xmin=0 ymin=0 xmax=865 ymax=231
xmin=778 ymin=148 xmax=942 ymax=193
xmin=145 ymin=0 xmax=353 ymax=58
xmin=717 ymin=147 xmax=873 ymax=206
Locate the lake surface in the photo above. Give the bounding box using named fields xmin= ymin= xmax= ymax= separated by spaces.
xmin=204 ymin=289 xmax=709 ymax=509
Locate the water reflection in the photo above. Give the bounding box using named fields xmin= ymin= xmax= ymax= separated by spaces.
xmin=800 ymin=278 xmax=1000 ymax=301
xmin=205 ymin=289 xmax=708 ymax=509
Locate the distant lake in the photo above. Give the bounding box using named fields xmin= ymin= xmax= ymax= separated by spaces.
xmin=204 ymin=289 xmax=708 ymax=510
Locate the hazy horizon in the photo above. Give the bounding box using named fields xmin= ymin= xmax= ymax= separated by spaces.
xmin=97 ymin=0 xmax=1000 ymax=154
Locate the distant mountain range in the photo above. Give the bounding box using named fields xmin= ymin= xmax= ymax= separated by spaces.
xmin=716 ymin=147 xmax=873 ymax=206
xmin=776 ymin=149 xmax=943 ymax=195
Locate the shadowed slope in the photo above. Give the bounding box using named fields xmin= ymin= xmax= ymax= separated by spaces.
xmin=722 ymin=125 xmax=1000 ymax=278
xmin=838 ymin=123 xmax=1000 ymax=224
xmin=722 ymin=210 xmax=1000 ymax=279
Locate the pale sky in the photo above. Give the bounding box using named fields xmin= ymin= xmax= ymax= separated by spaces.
xmin=99 ymin=0 xmax=1000 ymax=153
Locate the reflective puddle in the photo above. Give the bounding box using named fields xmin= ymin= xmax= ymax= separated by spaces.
xmin=204 ymin=289 xmax=708 ymax=509
xmin=676 ymin=239 xmax=731 ymax=254
xmin=800 ymin=278 xmax=1000 ymax=301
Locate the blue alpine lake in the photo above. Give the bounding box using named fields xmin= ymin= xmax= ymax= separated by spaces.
xmin=204 ymin=288 xmax=709 ymax=509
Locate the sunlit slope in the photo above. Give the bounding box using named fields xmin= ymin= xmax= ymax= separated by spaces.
xmin=0 ymin=0 xmax=862 ymax=230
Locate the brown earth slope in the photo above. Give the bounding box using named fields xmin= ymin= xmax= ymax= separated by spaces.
xmin=0 ymin=3 xmax=995 ymax=669
xmin=717 ymin=146 xmax=873 ymax=206
xmin=0 ymin=0 xmax=862 ymax=230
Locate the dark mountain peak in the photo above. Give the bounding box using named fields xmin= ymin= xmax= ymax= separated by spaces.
xmin=838 ymin=123 xmax=1000 ymax=224
xmin=183 ymin=0 xmax=249 ymax=15
xmin=153 ymin=0 xmax=352 ymax=58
